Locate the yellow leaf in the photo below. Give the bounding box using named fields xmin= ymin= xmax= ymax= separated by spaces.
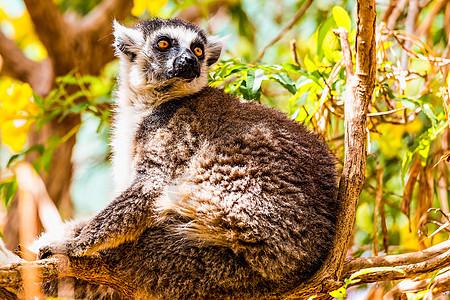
xmin=132 ymin=0 xmax=168 ymax=16
xmin=132 ymin=0 xmax=148 ymax=16
xmin=147 ymin=0 xmax=168 ymax=14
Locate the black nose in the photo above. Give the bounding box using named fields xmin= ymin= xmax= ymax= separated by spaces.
xmin=171 ymin=51 xmax=201 ymax=80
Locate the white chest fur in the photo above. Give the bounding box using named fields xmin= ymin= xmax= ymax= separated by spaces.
xmin=110 ymin=99 xmax=148 ymax=196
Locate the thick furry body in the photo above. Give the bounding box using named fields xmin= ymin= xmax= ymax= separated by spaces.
xmin=33 ymin=19 xmax=338 ymax=299
xmin=41 ymin=87 xmax=337 ymax=299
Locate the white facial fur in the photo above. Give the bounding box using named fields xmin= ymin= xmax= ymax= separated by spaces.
xmin=112 ymin=20 xmax=223 ymax=108
xmin=111 ymin=20 xmax=224 ymax=195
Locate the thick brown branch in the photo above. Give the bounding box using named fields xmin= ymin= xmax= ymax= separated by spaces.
xmin=23 ymin=0 xmax=75 ymax=74
xmin=322 ymin=0 xmax=376 ymax=280
xmin=0 ymin=31 xmax=53 ymax=96
xmin=0 ymin=254 xmax=135 ymax=299
xmin=255 ymin=0 xmax=314 ymax=62
xmin=0 ymin=31 xmax=38 ymax=82
xmin=76 ymin=0 xmax=133 ymax=73
xmin=283 ymin=1 xmax=376 ymax=298
xmin=80 ymin=0 xmax=133 ymax=36
xmin=1 ymin=240 xmax=450 ymax=299
xmin=0 ymin=258 xmax=60 ymax=287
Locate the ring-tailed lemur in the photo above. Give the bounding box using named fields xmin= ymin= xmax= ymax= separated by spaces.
xmin=29 ymin=18 xmax=338 ymax=299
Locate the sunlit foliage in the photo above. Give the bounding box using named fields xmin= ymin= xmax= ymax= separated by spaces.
xmin=0 ymin=0 xmax=450 ymax=297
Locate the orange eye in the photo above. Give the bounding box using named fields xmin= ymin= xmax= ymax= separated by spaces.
xmin=157 ymin=40 xmax=170 ymax=49
xmin=193 ymin=47 xmax=203 ymax=57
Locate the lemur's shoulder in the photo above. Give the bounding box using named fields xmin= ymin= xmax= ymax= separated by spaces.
xmin=191 ymin=86 xmax=320 ymax=138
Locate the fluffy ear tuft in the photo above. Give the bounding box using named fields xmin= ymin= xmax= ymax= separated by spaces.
xmin=206 ymin=35 xmax=229 ymax=66
xmin=113 ymin=20 xmax=144 ymax=61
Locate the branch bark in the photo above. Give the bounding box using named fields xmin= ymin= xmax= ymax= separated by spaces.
xmin=401 ymin=0 xmax=419 ymax=70
xmin=322 ymin=0 xmax=376 ymax=283
xmin=80 ymin=0 xmax=133 ymax=36
xmin=0 ymin=255 xmax=135 ymax=299
xmin=1 ymin=240 xmax=450 ymax=299
xmin=384 ymin=270 xmax=450 ymax=299
xmin=23 ymin=0 xmax=75 ymax=75
xmin=283 ymin=0 xmax=376 ymax=298
xmin=0 ymin=31 xmax=53 ymax=96
xmin=341 ymin=240 xmax=450 ymax=284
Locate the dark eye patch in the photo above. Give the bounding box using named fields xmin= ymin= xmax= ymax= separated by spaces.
xmin=155 ymin=36 xmax=172 ymax=51
xmin=190 ymin=41 xmax=205 ymax=59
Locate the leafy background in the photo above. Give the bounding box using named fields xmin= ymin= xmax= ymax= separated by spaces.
xmin=1 ymin=0 xmax=450 ymax=298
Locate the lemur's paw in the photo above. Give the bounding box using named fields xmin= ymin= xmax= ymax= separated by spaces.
xmin=38 ymin=244 xmax=68 ymax=260
xmin=38 ymin=236 xmax=92 ymax=259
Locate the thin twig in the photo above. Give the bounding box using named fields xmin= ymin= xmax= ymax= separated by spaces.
xmin=332 ymin=28 xmax=354 ymax=78
xmin=401 ymin=0 xmax=420 ymax=69
xmin=385 ymin=269 xmax=450 ymax=299
xmin=386 ymin=0 xmax=408 ymax=29
xmin=289 ymin=39 xmax=301 ymax=66
xmin=255 ymin=0 xmax=314 ymax=62
xmin=368 ymin=106 xmax=407 ymax=116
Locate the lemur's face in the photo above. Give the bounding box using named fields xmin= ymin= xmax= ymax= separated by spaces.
xmin=113 ymin=19 xmax=222 ymax=101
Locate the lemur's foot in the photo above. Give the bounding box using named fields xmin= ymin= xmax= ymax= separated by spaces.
xmin=39 ymin=235 xmax=102 ymax=259
xmin=38 ymin=243 xmax=68 ymax=259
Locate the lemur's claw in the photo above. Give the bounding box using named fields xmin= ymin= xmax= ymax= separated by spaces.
xmin=38 ymin=245 xmax=67 ymax=259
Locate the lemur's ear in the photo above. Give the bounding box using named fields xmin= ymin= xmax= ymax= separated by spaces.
xmin=206 ymin=35 xmax=229 ymax=66
xmin=113 ymin=20 xmax=144 ymax=61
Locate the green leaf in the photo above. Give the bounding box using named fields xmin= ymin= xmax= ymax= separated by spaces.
xmin=252 ymin=69 xmax=264 ymax=94
xmin=34 ymin=136 xmax=61 ymax=174
xmin=7 ymin=144 xmax=45 ymax=168
xmin=269 ymin=73 xmax=297 ymax=95
xmin=421 ymin=103 xmax=437 ymax=128
xmin=0 ymin=181 xmax=18 ymax=207
xmin=332 ymin=6 xmax=351 ymax=31
xmin=281 ymin=63 xmax=302 ymax=73
xmin=401 ymin=151 xmax=414 ymax=184
xmin=418 ymin=138 xmax=431 ymax=166
xmin=243 ymin=69 xmax=263 ymax=101
xmin=398 ymin=95 xmax=440 ymax=129
xmin=329 ymin=286 xmax=346 ymax=299
xmin=349 ymin=267 xmax=405 ymax=281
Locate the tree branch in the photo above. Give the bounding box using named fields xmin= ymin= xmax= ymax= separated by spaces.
xmin=282 ymin=1 xmax=376 ymax=298
xmin=80 ymin=0 xmax=133 ymax=36
xmin=0 ymin=254 xmax=135 ymax=299
xmin=332 ymin=28 xmax=354 ymax=78
xmin=384 ymin=270 xmax=450 ymax=299
xmin=401 ymin=0 xmax=419 ymax=70
xmin=0 ymin=31 xmax=38 ymax=82
xmin=255 ymin=0 xmax=314 ymax=63
xmin=341 ymin=240 xmax=450 ymax=284
xmin=23 ymin=0 xmax=74 ymax=73
xmin=1 ymin=240 xmax=450 ymax=299
xmin=386 ymin=0 xmax=408 ymax=29
xmin=76 ymin=0 xmax=133 ymax=73
xmin=0 ymin=31 xmax=53 ymax=96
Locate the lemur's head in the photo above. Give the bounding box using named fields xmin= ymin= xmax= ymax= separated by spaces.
xmin=113 ymin=18 xmax=223 ymax=105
